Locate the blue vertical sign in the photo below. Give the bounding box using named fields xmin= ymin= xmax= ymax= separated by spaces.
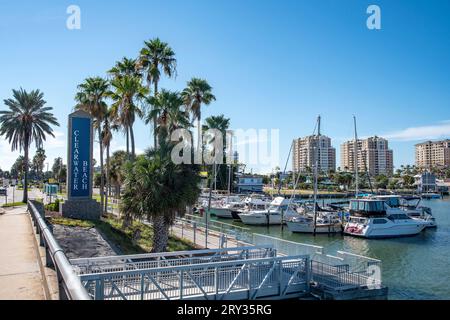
xmin=70 ymin=117 xmax=91 ymax=197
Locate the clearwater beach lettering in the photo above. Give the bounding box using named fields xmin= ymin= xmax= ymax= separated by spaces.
xmin=72 ymin=129 xmax=89 ymax=192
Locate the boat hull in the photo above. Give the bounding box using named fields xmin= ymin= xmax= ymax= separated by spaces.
xmin=344 ymin=222 xmax=426 ymax=238
xmin=286 ymin=221 xmax=342 ymax=234
xmin=209 ymin=207 xmax=233 ymax=218
xmin=238 ymin=213 xmax=282 ymax=225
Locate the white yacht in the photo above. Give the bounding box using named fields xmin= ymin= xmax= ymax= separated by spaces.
xmin=238 ymin=197 xmax=298 ymax=225
xmin=373 ymin=195 xmax=436 ymax=228
xmin=231 ymin=196 xmax=270 ymax=220
xmin=286 ymin=210 xmax=342 ymax=234
xmin=205 ymin=195 xmax=242 ymax=218
xmin=344 ymin=199 xmax=428 ymax=238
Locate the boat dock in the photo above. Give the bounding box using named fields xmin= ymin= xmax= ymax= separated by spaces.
xmin=28 ymin=201 xmax=388 ymax=300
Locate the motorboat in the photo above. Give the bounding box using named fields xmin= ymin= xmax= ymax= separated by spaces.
xmin=238 ymin=197 xmax=299 ymax=225
xmin=343 ymin=199 xmax=428 ymax=238
xmin=230 ymin=196 xmax=270 ymax=221
xmin=286 ymin=210 xmax=342 ymax=234
xmin=421 ymin=193 xmax=441 ymax=200
xmin=204 ymin=195 xmax=242 ymax=218
xmin=373 ymin=195 xmax=436 ymax=228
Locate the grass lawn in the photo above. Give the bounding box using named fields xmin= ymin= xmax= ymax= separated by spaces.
xmin=1 ymin=202 xmax=26 ymax=208
xmin=48 ymin=215 xmax=195 ymax=254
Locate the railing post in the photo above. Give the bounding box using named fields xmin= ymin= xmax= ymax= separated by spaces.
xmin=305 ymin=257 xmax=311 ymax=293
xmin=180 ymin=271 xmax=184 ymax=299
xmin=193 ymin=222 xmax=196 ymax=245
xmin=215 ymin=267 xmax=219 ymax=297
xmin=45 ymin=246 xmax=54 ymax=268
xmin=94 ymin=278 xmax=104 ymax=300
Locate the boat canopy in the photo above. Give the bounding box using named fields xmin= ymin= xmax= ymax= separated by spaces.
xmin=349 ymin=199 xmax=386 ymax=217
xmin=271 ymin=197 xmax=289 ymax=206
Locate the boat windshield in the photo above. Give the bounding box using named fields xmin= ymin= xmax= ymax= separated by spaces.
xmin=350 ymin=200 xmax=384 ymax=212
xmin=383 ymin=197 xmax=400 ymax=208
xmin=388 ymin=213 xmax=411 ymax=221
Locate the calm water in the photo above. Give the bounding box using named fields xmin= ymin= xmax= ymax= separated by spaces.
xmin=212 ymin=198 xmax=450 ymax=300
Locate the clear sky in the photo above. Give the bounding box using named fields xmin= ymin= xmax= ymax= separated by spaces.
xmin=1 ymin=0 xmax=450 ymax=174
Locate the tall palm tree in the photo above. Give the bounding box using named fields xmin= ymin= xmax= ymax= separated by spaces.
xmin=102 ymin=109 xmax=113 ymax=213
xmin=182 ymin=78 xmax=216 ymax=163
xmin=109 ymin=75 xmax=148 ymax=160
xmin=108 ymin=57 xmax=142 ymax=79
xmin=146 ymin=89 xmax=190 ymax=139
xmin=32 ymin=148 xmax=46 ymax=182
xmin=138 ymin=38 xmax=177 ymax=147
xmin=0 ymin=88 xmax=59 ymax=202
xmin=75 ymin=77 xmax=109 ymax=213
xmin=121 ymin=139 xmax=200 ymax=252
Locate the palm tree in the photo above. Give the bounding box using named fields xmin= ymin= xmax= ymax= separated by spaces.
xmin=102 ymin=109 xmax=113 ymax=213
xmin=109 ymin=150 xmax=128 ymax=199
xmin=108 ymin=57 xmax=141 ymax=79
xmin=202 ymin=115 xmax=231 ymax=190
xmin=109 ymin=75 xmax=147 ymax=160
xmin=138 ymin=38 xmax=177 ymax=147
xmin=0 ymin=88 xmax=59 ymax=202
xmin=75 ymin=77 xmax=109 ymax=213
xmin=121 ymin=139 xmax=200 ymax=252
xmin=182 ymin=78 xmax=216 ymax=163
xmin=32 ymin=148 xmax=46 ymax=182
xmin=146 ymin=89 xmax=190 ymax=139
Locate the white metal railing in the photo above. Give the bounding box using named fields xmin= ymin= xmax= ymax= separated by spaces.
xmin=71 ymin=245 xmax=277 ymax=275
xmin=78 ymin=254 xmax=311 ymax=300
xmin=27 ymin=200 xmax=91 ymax=300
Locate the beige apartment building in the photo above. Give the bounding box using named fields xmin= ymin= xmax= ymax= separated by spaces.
xmin=292 ymin=135 xmax=336 ymax=173
xmin=415 ymin=140 xmax=450 ymax=168
xmin=341 ymin=136 xmax=394 ymax=176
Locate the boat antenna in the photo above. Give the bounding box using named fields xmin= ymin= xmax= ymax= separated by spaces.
xmin=353 ymin=115 xmax=359 ymax=198
xmin=313 ymin=115 xmax=320 ymax=235
xmin=278 ymin=141 xmax=293 ymax=196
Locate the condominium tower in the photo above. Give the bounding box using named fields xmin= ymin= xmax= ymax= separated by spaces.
xmin=292 ymin=135 xmax=336 ymax=173
xmin=340 ymin=136 xmax=394 ymax=176
xmin=415 ymin=140 xmax=450 ymax=168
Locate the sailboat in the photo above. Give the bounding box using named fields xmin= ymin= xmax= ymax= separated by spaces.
xmin=286 ymin=116 xmax=342 ymax=234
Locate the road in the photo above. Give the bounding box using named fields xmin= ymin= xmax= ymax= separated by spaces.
xmin=0 ymin=186 xmax=44 ymax=206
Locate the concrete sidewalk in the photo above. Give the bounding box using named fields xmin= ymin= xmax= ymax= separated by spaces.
xmin=0 ymin=207 xmax=45 ymax=300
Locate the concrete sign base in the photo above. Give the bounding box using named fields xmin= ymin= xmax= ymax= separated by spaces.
xmin=61 ymin=199 xmax=101 ymax=220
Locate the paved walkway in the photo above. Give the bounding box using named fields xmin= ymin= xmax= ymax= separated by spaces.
xmin=0 ymin=207 xmax=45 ymax=300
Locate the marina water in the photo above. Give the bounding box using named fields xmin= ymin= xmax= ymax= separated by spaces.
xmin=212 ymin=197 xmax=450 ymax=300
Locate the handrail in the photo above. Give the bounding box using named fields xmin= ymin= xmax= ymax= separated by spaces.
xmin=27 ymin=200 xmax=91 ymax=300
xmin=78 ymin=254 xmax=310 ymax=280
xmin=70 ymin=244 xmax=274 ymax=264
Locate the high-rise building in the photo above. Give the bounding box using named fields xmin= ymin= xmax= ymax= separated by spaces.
xmin=292 ymin=135 xmax=336 ymax=173
xmin=340 ymin=136 xmax=393 ymax=176
xmin=415 ymin=140 xmax=450 ymax=168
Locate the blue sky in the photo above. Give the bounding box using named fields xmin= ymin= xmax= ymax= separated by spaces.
xmin=1 ymin=0 xmax=450 ymax=173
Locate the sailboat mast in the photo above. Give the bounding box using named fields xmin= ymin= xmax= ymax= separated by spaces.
xmin=313 ymin=115 xmax=320 ymax=234
xmin=353 ymin=115 xmax=359 ymax=198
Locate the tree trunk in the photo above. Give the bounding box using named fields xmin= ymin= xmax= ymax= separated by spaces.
xmin=153 ymin=81 xmax=158 ymax=149
xmin=105 ymin=143 xmax=110 ymax=213
xmin=98 ymin=127 xmax=104 ymax=215
xmin=196 ymin=115 xmax=202 ymax=164
xmin=22 ymin=142 xmax=29 ymax=203
xmin=130 ymin=124 xmax=136 ymax=160
xmin=151 ymin=215 xmax=169 ymax=253
xmin=126 ymin=127 xmax=130 ymax=160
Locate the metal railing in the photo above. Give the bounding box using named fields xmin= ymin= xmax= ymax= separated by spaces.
xmin=27 ymin=200 xmax=91 ymax=300
xmin=71 ymin=245 xmax=277 ymax=275
xmin=76 ymin=251 xmax=311 ymax=300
